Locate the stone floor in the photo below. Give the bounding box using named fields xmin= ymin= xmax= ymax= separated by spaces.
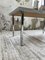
xmin=0 ymin=30 xmax=45 ymax=60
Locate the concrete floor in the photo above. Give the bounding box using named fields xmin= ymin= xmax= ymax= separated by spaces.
xmin=0 ymin=30 xmax=45 ymax=60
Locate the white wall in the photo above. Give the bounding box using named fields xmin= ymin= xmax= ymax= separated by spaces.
xmin=38 ymin=0 xmax=44 ymax=8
